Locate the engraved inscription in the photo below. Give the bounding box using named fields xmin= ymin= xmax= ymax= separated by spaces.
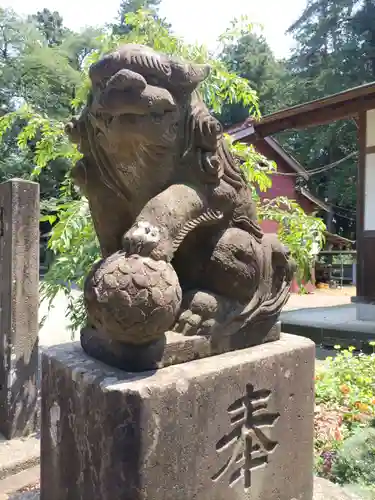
xmin=212 ymin=384 xmax=280 ymax=491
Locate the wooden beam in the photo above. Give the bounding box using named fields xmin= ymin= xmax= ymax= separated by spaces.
xmin=255 ymin=96 xmax=375 ymax=137
xmin=251 ymin=83 xmax=375 ymax=138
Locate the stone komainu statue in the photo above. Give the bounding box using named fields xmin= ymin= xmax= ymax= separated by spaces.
xmin=66 ymin=44 xmax=295 ymax=353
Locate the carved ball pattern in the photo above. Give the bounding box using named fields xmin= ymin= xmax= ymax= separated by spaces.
xmin=84 ymin=252 xmax=182 ymax=344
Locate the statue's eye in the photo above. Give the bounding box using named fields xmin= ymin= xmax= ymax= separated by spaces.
xmin=146 ymin=76 xmax=159 ymax=87
xmin=97 ymin=78 xmax=110 ymax=91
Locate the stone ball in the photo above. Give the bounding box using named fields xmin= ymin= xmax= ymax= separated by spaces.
xmin=84 ymin=252 xmax=182 ymax=344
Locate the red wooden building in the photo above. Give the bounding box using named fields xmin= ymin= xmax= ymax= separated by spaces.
xmin=227 ymin=121 xmax=331 ymax=232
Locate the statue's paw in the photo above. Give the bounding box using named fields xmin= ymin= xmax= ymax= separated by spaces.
xmin=173 ymin=309 xmax=217 ymax=336
xmin=122 ymin=221 xmax=161 ymax=256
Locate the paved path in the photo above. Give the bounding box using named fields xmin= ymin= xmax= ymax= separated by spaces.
xmin=39 ymin=289 xmax=80 ymax=347
xmin=284 ymin=288 xmax=353 ymax=311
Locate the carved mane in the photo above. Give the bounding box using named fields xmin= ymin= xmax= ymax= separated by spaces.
xmin=182 ymin=91 xmax=248 ymax=190
xmin=181 ymin=91 xmax=264 ymax=242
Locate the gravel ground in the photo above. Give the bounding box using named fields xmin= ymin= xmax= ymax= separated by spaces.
xmin=39 ymin=288 xmax=80 ymax=347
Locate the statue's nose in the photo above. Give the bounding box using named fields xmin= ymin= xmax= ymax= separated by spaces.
xmin=105 ymin=69 xmax=147 ymax=93
xmin=97 ymin=68 xmax=176 ymax=117
xmin=96 ymin=69 xmax=148 ymax=115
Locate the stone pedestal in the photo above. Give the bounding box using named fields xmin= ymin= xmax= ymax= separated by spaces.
xmin=41 ymin=333 xmax=314 ymax=500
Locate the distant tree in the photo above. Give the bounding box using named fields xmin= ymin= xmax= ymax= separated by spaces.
xmin=114 ymin=0 xmax=164 ymax=35
xmin=218 ymin=32 xmax=286 ymax=126
xmin=0 ymin=7 xmax=102 ymax=202
xmin=30 ymin=8 xmax=66 ymax=47
xmin=59 ymin=28 xmax=103 ymax=71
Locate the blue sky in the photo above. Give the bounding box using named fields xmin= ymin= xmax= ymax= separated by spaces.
xmin=0 ymin=0 xmax=305 ymax=59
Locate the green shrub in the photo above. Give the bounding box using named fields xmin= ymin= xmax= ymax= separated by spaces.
xmin=332 ymin=427 xmax=375 ymax=488
xmin=314 ymin=344 xmax=375 ymax=482
xmin=315 ymin=345 xmax=375 ymax=425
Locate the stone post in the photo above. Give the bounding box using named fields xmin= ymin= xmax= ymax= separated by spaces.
xmin=0 ymin=179 xmax=39 ymax=440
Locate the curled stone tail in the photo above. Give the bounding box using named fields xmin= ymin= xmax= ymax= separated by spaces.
xmin=172 ymin=210 xmax=223 ymax=252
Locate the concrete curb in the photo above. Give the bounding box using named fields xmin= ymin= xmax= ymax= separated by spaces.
xmin=0 ymin=435 xmax=39 ymax=481
xmin=281 ymin=304 xmax=375 ymax=351
xmin=0 ymin=466 xmax=39 ymax=498
xmin=281 ymin=320 xmax=375 ymax=347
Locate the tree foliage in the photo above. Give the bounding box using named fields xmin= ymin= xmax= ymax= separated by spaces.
xmin=113 ymin=0 xmax=166 ymax=35
xmin=29 ymin=8 xmax=66 ymax=47
xmin=0 ymin=7 xmax=102 ymax=201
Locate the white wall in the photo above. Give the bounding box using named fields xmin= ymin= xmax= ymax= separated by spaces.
xmin=364 ymin=111 xmax=375 ymax=231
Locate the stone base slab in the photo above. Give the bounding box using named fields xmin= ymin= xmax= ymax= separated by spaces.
xmin=8 ymin=478 xmax=363 ymax=500
xmin=281 ymin=304 xmax=375 ymax=349
xmin=80 ymin=321 xmax=280 ymax=371
xmin=41 ymin=334 xmax=315 ymax=500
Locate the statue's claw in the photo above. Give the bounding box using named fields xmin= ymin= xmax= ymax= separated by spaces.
xmin=173 ymin=290 xmax=236 ymax=337
xmin=173 ymin=309 xmax=217 ymax=336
